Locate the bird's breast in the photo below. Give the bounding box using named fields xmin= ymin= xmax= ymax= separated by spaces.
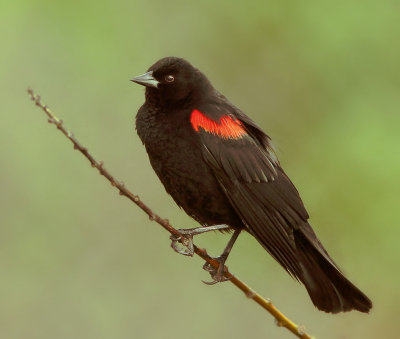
xmin=135 ymin=106 xmax=241 ymax=227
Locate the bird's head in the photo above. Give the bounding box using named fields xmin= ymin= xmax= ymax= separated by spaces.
xmin=131 ymin=57 xmax=212 ymax=107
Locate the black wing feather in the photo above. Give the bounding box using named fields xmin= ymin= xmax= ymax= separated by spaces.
xmin=201 ymin=130 xmax=306 ymax=279
xmin=197 ymin=106 xmax=372 ymax=313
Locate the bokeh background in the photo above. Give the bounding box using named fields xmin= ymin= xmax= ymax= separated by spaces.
xmin=1 ymin=1 xmax=399 ymax=338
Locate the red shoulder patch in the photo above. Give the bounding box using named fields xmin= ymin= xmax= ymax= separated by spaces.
xmin=190 ymin=109 xmax=247 ymax=139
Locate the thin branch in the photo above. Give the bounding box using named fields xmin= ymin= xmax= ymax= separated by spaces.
xmin=27 ymin=88 xmax=314 ymax=339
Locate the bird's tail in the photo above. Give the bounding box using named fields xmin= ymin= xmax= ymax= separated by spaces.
xmin=294 ymin=225 xmax=372 ymax=313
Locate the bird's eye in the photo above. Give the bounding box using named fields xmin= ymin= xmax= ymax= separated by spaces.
xmin=165 ymin=75 xmax=174 ymax=82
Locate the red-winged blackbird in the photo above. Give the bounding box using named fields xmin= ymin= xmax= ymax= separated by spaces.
xmin=131 ymin=57 xmax=372 ymax=313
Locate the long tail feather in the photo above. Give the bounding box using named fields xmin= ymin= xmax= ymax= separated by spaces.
xmin=294 ymin=226 xmax=372 ymax=313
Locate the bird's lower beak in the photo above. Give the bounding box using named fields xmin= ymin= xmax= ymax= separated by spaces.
xmin=130 ymin=71 xmax=159 ymax=88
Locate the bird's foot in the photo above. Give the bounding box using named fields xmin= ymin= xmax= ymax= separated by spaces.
xmin=170 ymin=229 xmax=195 ymax=256
xmin=169 ymin=225 xmax=231 ymax=257
xmin=202 ymin=255 xmax=231 ymax=285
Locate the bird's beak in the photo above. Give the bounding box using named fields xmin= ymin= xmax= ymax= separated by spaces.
xmin=130 ymin=71 xmax=159 ymax=88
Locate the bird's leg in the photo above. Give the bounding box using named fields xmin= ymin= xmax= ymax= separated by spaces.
xmin=170 ymin=224 xmax=231 ymax=256
xmin=202 ymin=229 xmax=241 ymax=285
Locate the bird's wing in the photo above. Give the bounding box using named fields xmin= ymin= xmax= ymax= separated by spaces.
xmin=189 ymin=105 xmax=371 ymax=313
xmin=191 ymin=107 xmax=313 ymax=279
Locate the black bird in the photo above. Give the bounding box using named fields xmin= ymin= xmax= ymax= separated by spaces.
xmin=131 ymin=57 xmax=372 ymax=313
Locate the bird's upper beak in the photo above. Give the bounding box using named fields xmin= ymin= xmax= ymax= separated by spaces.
xmin=130 ymin=71 xmax=159 ymax=88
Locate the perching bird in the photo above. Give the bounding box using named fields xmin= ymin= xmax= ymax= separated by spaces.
xmin=131 ymin=57 xmax=372 ymax=313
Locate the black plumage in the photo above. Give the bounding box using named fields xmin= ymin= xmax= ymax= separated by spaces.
xmin=132 ymin=57 xmax=372 ymax=313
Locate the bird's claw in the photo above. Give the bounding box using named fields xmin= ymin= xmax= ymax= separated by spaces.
xmin=202 ymin=258 xmax=231 ymax=285
xmin=170 ymin=231 xmax=194 ymax=256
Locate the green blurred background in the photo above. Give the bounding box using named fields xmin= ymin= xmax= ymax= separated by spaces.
xmin=1 ymin=0 xmax=399 ymax=338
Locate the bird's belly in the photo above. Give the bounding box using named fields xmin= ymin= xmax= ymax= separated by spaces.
xmin=148 ymin=145 xmax=241 ymax=229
